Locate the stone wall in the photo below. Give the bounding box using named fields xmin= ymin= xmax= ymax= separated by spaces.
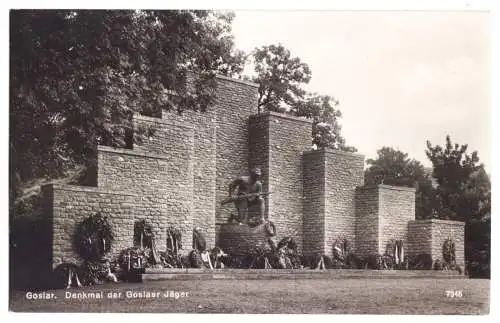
xmin=430 ymin=219 xmax=465 ymax=269
xmin=302 ymin=148 xmax=364 ymax=256
xmin=355 ymin=185 xmax=415 ymax=256
xmin=407 ymin=220 xmax=433 ymax=258
xmin=39 ymin=73 xmax=462 ymax=269
xmin=43 ymin=184 xmax=139 ymax=267
xmin=302 ymin=150 xmax=325 ymax=256
xmin=97 ymin=143 xmax=194 ymax=250
xmin=323 ymin=149 xmax=365 ymax=254
xmin=378 ymin=185 xmax=416 ymax=253
xmin=355 ymin=186 xmax=379 ymax=256
xmin=248 ymin=113 xmax=270 ymax=219
xmin=247 ymin=112 xmax=312 ymax=251
xmin=408 ymin=219 xmax=465 ymax=269
xmin=159 ymin=111 xmax=217 ymax=247
xmin=214 ymin=76 xmax=259 ymax=227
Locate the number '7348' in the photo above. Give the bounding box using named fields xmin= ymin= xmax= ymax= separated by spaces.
xmin=446 ymin=290 xmax=463 ymax=298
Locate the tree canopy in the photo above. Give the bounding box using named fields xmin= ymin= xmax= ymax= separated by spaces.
xmin=426 ymin=135 xmax=490 ymax=221
xmin=10 ymin=10 xmax=245 ymax=204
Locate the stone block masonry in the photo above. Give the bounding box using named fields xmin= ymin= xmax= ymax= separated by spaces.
xmin=324 ymin=149 xmax=365 ymax=254
xmin=355 ymin=186 xmax=379 ymax=256
xmin=302 ymin=150 xmax=326 ymax=256
xmin=156 ymin=111 xmax=218 ymax=247
xmin=408 ymin=219 xmax=465 ymax=270
xmin=47 ymin=115 xmax=197 ymax=267
xmin=302 ymin=148 xmax=365 ymax=256
xmin=97 ymin=117 xmax=195 ymax=251
xmin=377 ymin=185 xmax=416 ymax=254
xmin=42 ymin=75 xmax=260 ymax=267
xmin=407 ymin=220 xmax=433 ymax=258
xmin=355 ymin=185 xmax=416 ymax=256
xmin=214 ymin=77 xmax=259 ymax=227
xmin=43 ymin=184 xmax=139 ymax=268
xmin=247 ymin=112 xmax=312 ymax=252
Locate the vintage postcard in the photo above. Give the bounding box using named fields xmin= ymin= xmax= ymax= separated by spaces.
xmin=8 ymin=5 xmax=491 ymax=316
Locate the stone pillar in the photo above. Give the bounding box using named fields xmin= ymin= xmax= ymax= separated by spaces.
xmin=214 ymin=76 xmax=259 ymax=226
xmin=355 ymin=185 xmax=416 ymax=256
xmin=248 ymin=111 xmax=312 ymax=251
xmin=408 ymin=219 xmax=465 ymax=270
xmin=302 ymin=150 xmax=326 ymax=256
xmin=302 ymin=148 xmax=364 ymax=256
xmin=355 ymin=186 xmax=380 ymax=256
xmin=378 ymin=185 xmax=416 ymax=254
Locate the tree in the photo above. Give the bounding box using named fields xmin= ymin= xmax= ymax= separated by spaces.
xmin=252 ymin=44 xmax=311 ymax=113
xmin=10 ymin=10 xmax=246 ymax=209
xmin=425 ymin=135 xmax=490 ymax=221
xmin=426 ymin=135 xmax=491 ymax=277
xmin=364 ymin=147 xmax=435 ymax=219
xmin=251 ymin=44 xmax=356 ymax=151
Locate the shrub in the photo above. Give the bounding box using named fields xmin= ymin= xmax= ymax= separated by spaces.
xmin=408 ymin=253 xmax=433 ymax=270
xmin=442 ymin=239 xmax=456 ymax=264
xmin=345 ymin=252 xmax=364 ymax=269
xmin=364 ymin=254 xmax=383 ymax=269
xmin=434 ymin=259 xmax=444 ymax=270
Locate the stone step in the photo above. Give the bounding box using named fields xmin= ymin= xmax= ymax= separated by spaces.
xmin=142 ymin=268 xmax=464 ymax=281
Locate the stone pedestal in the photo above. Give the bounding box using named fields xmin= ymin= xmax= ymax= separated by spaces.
xmin=218 ymin=223 xmax=269 ymax=256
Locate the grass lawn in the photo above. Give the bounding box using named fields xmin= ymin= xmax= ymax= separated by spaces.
xmin=9 ymin=278 xmax=489 ymax=314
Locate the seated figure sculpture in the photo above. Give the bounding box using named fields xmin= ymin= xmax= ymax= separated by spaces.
xmin=226 ymin=167 xmax=266 ymax=225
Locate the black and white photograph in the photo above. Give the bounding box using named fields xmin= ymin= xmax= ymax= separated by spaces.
xmin=7 ymin=2 xmax=493 ymax=316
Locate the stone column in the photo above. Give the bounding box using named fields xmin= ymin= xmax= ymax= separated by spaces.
xmin=303 ymin=148 xmax=364 ymax=256
xmin=248 ymin=111 xmax=312 ymax=251
xmin=355 ymin=185 xmax=416 ymax=256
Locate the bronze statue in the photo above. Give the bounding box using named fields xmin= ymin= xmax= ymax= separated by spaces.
xmin=226 ymin=167 xmax=266 ymax=224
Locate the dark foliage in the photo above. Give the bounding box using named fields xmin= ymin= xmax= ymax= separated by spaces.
xmin=408 ymin=253 xmax=433 ymax=270
xmin=10 ymin=10 xmax=246 ymax=213
xmin=189 ymin=249 xmax=204 ymax=268
xmin=465 ymin=216 xmax=490 ymax=278
xmin=426 ymin=135 xmax=490 ymax=222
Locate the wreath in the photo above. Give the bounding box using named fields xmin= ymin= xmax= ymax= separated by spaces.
xmin=134 ymin=219 xmax=154 ymax=249
xmin=74 ymin=212 xmax=114 ymax=261
xmin=166 ymin=226 xmax=182 ymax=253
xmin=277 ymin=236 xmax=297 ymax=252
xmin=264 ymin=221 xmax=276 ymax=237
xmin=332 ymin=237 xmax=350 ymax=262
xmin=443 ymin=239 xmax=456 ymax=264
xmin=193 ymin=228 xmax=206 ymax=252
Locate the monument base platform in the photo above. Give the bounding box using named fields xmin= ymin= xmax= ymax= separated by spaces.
xmin=142 ymin=268 xmax=464 ymax=281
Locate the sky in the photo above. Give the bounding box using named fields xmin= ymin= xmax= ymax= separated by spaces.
xmin=231 ymin=11 xmax=491 ymax=171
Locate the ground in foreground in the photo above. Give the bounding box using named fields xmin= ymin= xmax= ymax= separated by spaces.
xmin=10 ymin=278 xmax=489 ymax=314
